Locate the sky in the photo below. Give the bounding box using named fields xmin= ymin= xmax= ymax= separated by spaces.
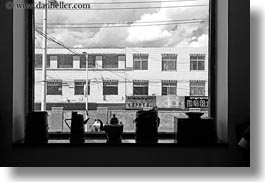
xmin=35 ymin=0 xmax=209 ymax=48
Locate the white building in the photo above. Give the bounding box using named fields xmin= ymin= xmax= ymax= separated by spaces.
xmin=34 ymin=47 xmax=208 ymax=110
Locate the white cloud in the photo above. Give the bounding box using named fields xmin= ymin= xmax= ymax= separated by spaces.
xmin=177 ymin=34 xmax=208 ymax=47
xmin=35 ymin=0 xmax=210 ymax=48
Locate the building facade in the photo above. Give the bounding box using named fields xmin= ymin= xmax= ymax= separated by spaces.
xmin=34 ymin=47 xmax=208 ymax=110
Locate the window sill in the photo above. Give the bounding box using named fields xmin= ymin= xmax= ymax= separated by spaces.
xmin=14 ymin=132 xmax=227 ymax=146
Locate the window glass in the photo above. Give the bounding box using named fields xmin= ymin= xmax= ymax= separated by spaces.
xmin=190 ymin=80 xmax=205 ymax=96
xmin=133 ymin=54 xmax=148 ymax=70
xmin=133 ymin=81 xmax=149 ymax=95
xmin=57 ymin=55 xmax=73 ymax=68
xmin=190 ymin=54 xmax=206 ymax=71
xmin=162 ymin=81 xmax=177 ymax=95
xmin=35 ymin=54 xmax=50 ymax=68
xmin=47 ymin=80 xmax=62 ymax=95
xmin=33 ymin=0 xmax=210 ymax=137
xmin=102 ymin=55 xmax=119 ymax=68
xmin=103 ymin=80 xmax=118 ymax=95
xmin=74 ymin=80 xmax=90 ymax=95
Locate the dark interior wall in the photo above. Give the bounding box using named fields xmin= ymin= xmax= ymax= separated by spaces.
xmin=0 ymin=0 xmax=249 ymax=166
xmin=228 ymin=0 xmax=250 ymax=146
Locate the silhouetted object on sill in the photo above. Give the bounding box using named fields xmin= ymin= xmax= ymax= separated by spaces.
xmin=134 ymin=107 xmax=160 ymax=144
xmin=65 ymin=111 xmax=89 ymax=144
xmin=175 ymin=112 xmax=216 ymax=145
xmin=96 ymin=114 xmax=123 ymax=144
xmin=25 ymin=111 xmax=48 ymax=144
xmin=237 ymin=122 xmax=250 ymax=166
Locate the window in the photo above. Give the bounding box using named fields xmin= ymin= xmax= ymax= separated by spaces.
xmin=162 ymin=80 xmax=177 ymax=95
xmin=190 ymin=80 xmax=205 ymax=96
xmin=190 ymin=54 xmax=205 ymax=71
xmin=162 ymin=54 xmax=177 ymax=71
xmin=34 ymin=54 xmax=50 ymax=68
xmin=133 ymin=54 xmax=148 ymax=70
xmin=133 ymin=80 xmax=149 ymax=95
xmin=57 ymin=54 xmax=73 ymax=68
xmin=102 ymin=54 xmax=119 ymax=68
xmin=103 ymin=80 xmax=118 ymax=95
xmin=80 ymin=55 xmax=96 ymax=68
xmin=30 ymin=0 xmax=215 ymax=143
xmin=74 ymin=80 xmax=90 ymax=95
xmin=47 ymin=80 xmax=62 ymax=95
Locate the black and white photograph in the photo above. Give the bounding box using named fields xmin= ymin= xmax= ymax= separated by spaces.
xmin=0 ymin=0 xmax=253 ymax=168
xmin=28 ymin=0 xmax=215 ymax=145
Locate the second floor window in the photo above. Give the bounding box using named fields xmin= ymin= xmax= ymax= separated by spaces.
xmin=74 ymin=80 xmax=90 ymax=95
xmin=47 ymin=80 xmax=62 ymax=95
xmin=162 ymin=54 xmax=177 ymax=71
xmin=102 ymin=54 xmax=119 ymax=68
xmin=57 ymin=55 xmax=73 ymax=68
xmin=34 ymin=54 xmax=50 ymax=68
xmin=190 ymin=80 xmax=205 ymax=96
xmin=133 ymin=80 xmax=149 ymax=95
xmin=103 ymin=80 xmax=118 ymax=95
xmin=190 ymin=54 xmax=205 ymax=71
xmin=133 ymin=54 xmax=148 ymax=70
xmin=162 ymin=80 xmax=177 ymax=95
xmin=80 ymin=55 xmax=97 ymax=68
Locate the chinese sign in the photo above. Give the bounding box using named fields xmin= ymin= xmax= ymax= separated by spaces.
xmin=185 ymin=96 xmax=208 ymax=108
xmin=126 ymin=96 xmax=156 ymax=109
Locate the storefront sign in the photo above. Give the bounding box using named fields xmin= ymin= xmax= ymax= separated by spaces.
xmin=185 ymin=96 xmax=208 ymax=108
xmin=126 ymin=96 xmax=156 ymax=109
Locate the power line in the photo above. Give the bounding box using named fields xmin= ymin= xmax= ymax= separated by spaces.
xmin=35 ymin=27 xmax=79 ymax=55
xmin=35 ymin=18 xmax=208 ymax=25
xmin=38 ymin=20 xmax=207 ymax=29
xmin=67 ymin=4 xmax=208 ymax=10
xmin=76 ymin=0 xmax=198 ymax=5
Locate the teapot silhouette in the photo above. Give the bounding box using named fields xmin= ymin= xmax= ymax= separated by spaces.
xmin=96 ymin=114 xmax=123 ymax=144
xmin=65 ymin=111 xmax=89 ymax=144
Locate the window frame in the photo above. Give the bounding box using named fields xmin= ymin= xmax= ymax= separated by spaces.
xmin=27 ymin=0 xmax=217 ymax=142
xmin=57 ymin=54 xmax=74 ymax=68
xmin=46 ymin=80 xmax=63 ymax=95
xmin=103 ymin=80 xmax=119 ymax=95
xmin=74 ymin=80 xmax=90 ymax=95
xmin=161 ymin=54 xmax=177 ymax=71
xmin=102 ymin=54 xmax=119 ymax=69
xmin=161 ymin=80 xmax=177 ymax=96
xmin=133 ymin=54 xmax=149 ymax=70
xmin=190 ymin=54 xmax=206 ymax=71
xmin=190 ymin=80 xmax=206 ymax=96
xmin=133 ymin=80 xmax=149 ymax=96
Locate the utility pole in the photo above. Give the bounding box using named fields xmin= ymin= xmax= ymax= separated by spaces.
xmin=82 ymin=52 xmax=89 ymax=111
xmin=41 ymin=0 xmax=48 ymax=111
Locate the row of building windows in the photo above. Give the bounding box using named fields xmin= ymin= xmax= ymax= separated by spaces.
xmin=46 ymin=80 xmax=206 ymax=96
xmin=35 ymin=54 xmax=206 ymax=71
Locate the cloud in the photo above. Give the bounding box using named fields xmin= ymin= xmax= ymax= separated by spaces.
xmin=177 ymin=33 xmax=208 ymax=47
xmin=35 ymin=0 xmax=210 ymax=48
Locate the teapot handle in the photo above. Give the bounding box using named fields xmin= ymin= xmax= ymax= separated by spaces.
xmin=64 ymin=119 xmax=72 ymax=129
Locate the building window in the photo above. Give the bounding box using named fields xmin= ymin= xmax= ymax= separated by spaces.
xmin=162 ymin=80 xmax=177 ymax=95
xmin=162 ymin=54 xmax=177 ymax=71
xmin=190 ymin=80 xmax=205 ymax=96
xmin=118 ymin=55 xmax=126 ymax=62
xmin=133 ymin=54 xmax=148 ymax=70
xmin=47 ymin=80 xmax=62 ymax=95
xmin=57 ymin=54 xmax=73 ymax=68
xmin=80 ymin=55 xmax=96 ymax=68
xmin=34 ymin=54 xmax=50 ymax=68
xmin=102 ymin=54 xmax=119 ymax=68
xmin=103 ymin=80 xmax=118 ymax=95
xmin=133 ymin=80 xmax=149 ymax=95
xmin=74 ymin=80 xmax=90 ymax=95
xmin=190 ymin=54 xmax=205 ymax=71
